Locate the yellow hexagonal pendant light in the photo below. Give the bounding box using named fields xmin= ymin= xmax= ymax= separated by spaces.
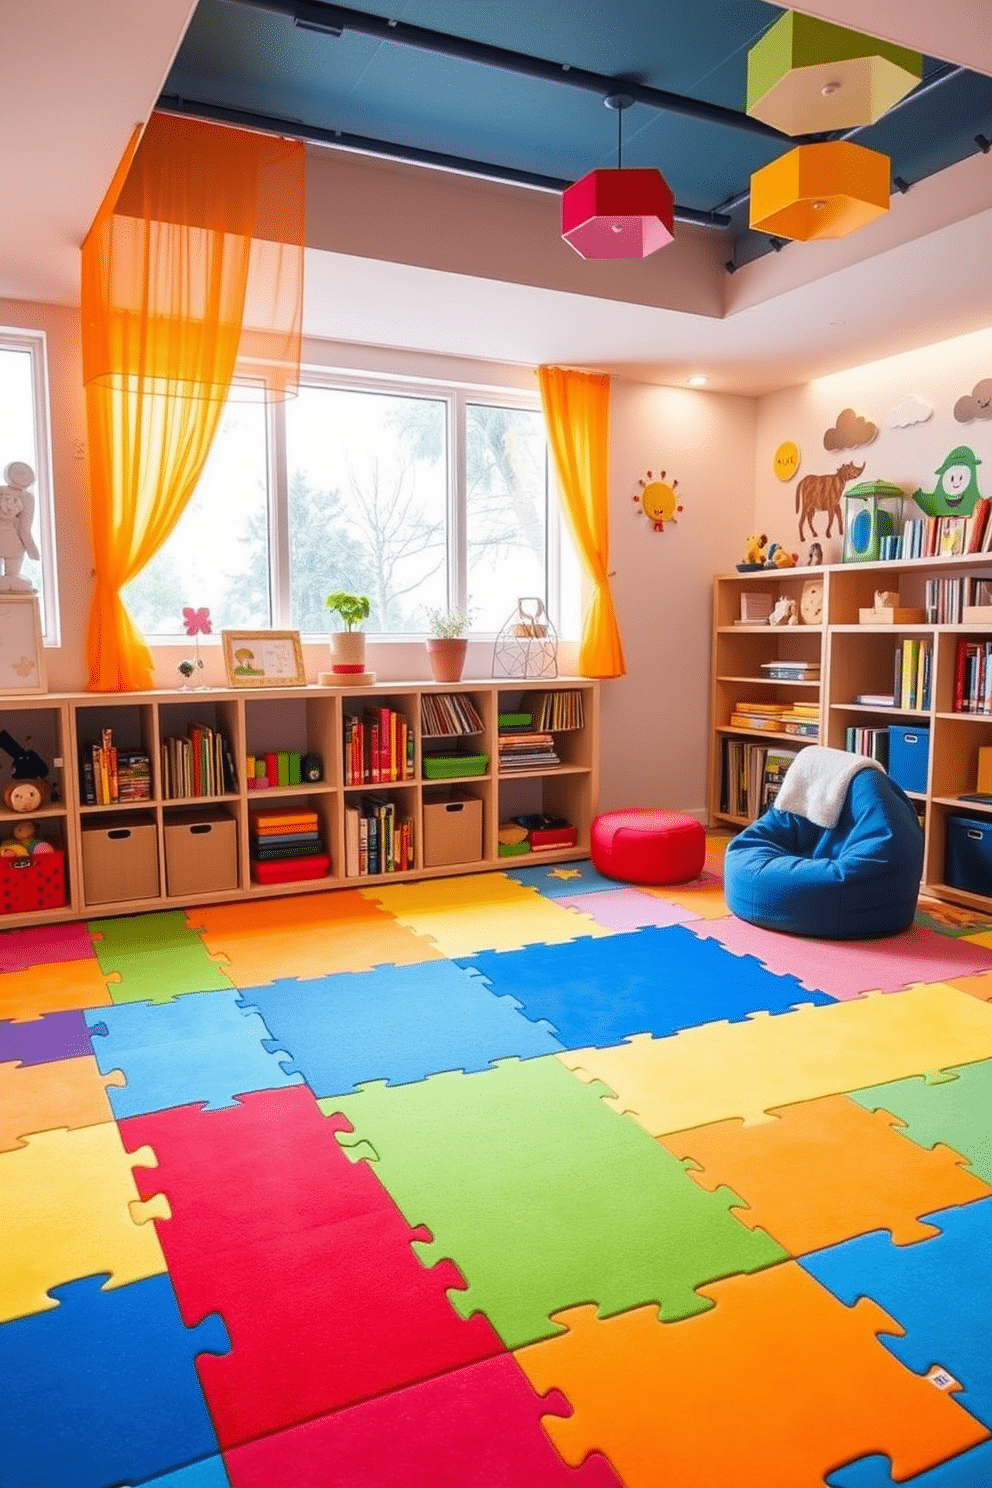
xmin=747 ymin=11 xmax=922 ymax=136
xmin=750 ymin=140 xmax=890 ymax=241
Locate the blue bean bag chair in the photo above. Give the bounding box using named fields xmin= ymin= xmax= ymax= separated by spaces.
xmin=724 ymin=748 xmax=924 ymax=940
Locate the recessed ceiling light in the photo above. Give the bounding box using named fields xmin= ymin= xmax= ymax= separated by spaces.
xmin=688 ymin=374 xmax=709 ymax=387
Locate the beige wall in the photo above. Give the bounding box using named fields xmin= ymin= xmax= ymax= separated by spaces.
xmin=754 ymin=325 xmax=992 ymax=564
xmin=600 ymin=381 xmax=756 ymax=816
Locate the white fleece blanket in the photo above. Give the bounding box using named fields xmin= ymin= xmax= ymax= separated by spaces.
xmin=773 ymin=746 xmax=885 ymax=829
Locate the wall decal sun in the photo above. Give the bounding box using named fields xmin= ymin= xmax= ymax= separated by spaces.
xmin=633 ymin=470 xmax=683 ymax=531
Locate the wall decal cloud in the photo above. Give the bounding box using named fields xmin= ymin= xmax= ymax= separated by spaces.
xmin=953 ymin=379 xmax=992 ymax=422
xmin=887 ymin=395 xmax=933 ymax=429
xmin=823 ymin=408 xmax=878 ymax=451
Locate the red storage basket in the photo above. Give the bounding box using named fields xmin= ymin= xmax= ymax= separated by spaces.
xmin=0 ymin=849 xmax=66 ymax=915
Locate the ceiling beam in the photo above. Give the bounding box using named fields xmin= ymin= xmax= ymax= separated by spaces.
xmin=218 ymin=0 xmax=793 ymax=143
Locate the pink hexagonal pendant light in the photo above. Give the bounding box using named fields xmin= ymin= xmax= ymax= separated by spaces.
xmin=562 ymin=95 xmax=675 ymax=260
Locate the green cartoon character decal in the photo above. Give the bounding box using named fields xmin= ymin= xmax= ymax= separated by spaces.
xmin=912 ymin=445 xmax=983 ymax=517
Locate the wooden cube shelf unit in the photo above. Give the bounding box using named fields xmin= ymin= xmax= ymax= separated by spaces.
xmin=0 ymin=678 xmax=599 ymax=928
xmin=710 ymin=552 xmax=992 ymax=914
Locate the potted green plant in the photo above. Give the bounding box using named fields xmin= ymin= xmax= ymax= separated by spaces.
xmin=424 ymin=606 xmax=470 ymax=683
xmin=325 ymin=591 xmax=371 ymax=677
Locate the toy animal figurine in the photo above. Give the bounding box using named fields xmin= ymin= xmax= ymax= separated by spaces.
xmin=743 ymin=533 xmax=768 ymax=564
xmin=804 ymin=542 xmax=824 ymax=566
xmin=768 ymin=596 xmax=798 ymax=626
xmin=0 ymin=462 xmax=40 ymax=593
xmin=767 ymin=543 xmax=798 ymax=568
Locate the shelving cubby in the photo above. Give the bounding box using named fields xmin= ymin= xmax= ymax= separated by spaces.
xmin=0 ymin=679 xmax=598 ymax=926
xmin=710 ymin=552 xmax=992 ymax=914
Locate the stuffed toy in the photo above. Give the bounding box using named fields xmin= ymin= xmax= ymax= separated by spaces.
xmin=742 ymin=533 xmax=768 ymax=565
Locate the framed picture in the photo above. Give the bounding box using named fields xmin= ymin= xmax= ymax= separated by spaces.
xmin=0 ymin=594 xmax=47 ymax=694
xmin=221 ymin=630 xmax=306 ymax=688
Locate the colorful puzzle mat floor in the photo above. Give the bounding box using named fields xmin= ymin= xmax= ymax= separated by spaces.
xmin=4 ymin=839 xmax=992 ymax=1487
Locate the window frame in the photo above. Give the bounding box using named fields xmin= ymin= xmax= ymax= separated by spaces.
xmin=0 ymin=327 xmax=60 ymax=645
xmin=269 ymin=366 xmax=563 ymax=638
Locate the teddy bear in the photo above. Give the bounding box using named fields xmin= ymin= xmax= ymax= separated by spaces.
xmin=742 ymin=533 xmax=768 ymax=565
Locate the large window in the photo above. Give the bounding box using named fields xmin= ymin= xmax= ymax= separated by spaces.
xmin=0 ymin=331 xmax=58 ymax=641
xmin=123 ymin=372 xmax=578 ymax=639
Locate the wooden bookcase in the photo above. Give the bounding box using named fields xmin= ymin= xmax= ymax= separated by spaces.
xmin=0 ymin=677 xmax=599 ymax=929
xmin=710 ymin=552 xmax=992 ymax=914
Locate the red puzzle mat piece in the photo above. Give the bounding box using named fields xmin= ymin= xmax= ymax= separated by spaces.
xmin=120 ymin=1085 xmax=396 ymax=1268
xmin=515 ymin=1263 xmax=989 ymax=1488
xmin=223 ymin=1353 xmax=622 ymax=1488
xmin=172 ymin=1209 xmax=504 ymax=1449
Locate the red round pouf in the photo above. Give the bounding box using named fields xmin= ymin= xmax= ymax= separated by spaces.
xmin=590 ymin=809 xmax=706 ymax=885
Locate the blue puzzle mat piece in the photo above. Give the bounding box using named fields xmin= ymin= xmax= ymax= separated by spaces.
xmin=143 ymin=1456 xmax=233 ymax=1487
xmin=500 ymin=859 xmax=627 ymax=899
xmin=86 ymin=992 xmax=302 ymax=1116
xmin=85 ymin=988 xmax=254 ymax=1052
xmin=803 ymin=1196 xmax=992 ymax=1431
xmin=828 ymin=1440 xmax=992 ymax=1488
xmin=455 ymin=923 xmax=827 ymax=1050
xmin=238 ymin=960 xmax=565 ymax=1098
xmin=0 ymin=1272 xmax=228 ymax=1488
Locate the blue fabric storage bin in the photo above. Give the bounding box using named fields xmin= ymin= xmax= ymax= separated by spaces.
xmin=888 ymin=726 xmax=930 ymax=794
xmin=945 ymin=815 xmax=992 ymax=896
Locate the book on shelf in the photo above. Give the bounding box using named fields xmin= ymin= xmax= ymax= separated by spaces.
xmin=729 ymin=712 xmax=786 ymax=732
xmin=420 ymin=692 xmax=484 ymax=738
xmin=845 ymin=726 xmax=889 ymax=766
xmin=853 ymin=693 xmax=896 ymax=707
xmin=738 ymin=591 xmax=773 ymax=624
xmin=531 ymin=690 xmax=585 ymax=731
xmin=342 ymin=795 xmax=414 ymax=876
xmin=954 ymin=638 xmax=992 ymax=715
xmin=781 ymin=719 xmax=820 ymax=738
xmin=759 ymin=661 xmax=820 ymax=681
xmin=81 ymin=730 xmax=151 ymax=805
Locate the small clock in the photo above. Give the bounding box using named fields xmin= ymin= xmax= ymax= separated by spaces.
xmin=3 ymin=778 xmax=47 ymax=813
xmin=799 ymin=578 xmax=824 ymax=626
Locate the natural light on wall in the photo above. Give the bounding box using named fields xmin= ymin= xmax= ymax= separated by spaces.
xmin=0 ymin=331 xmax=58 ymax=642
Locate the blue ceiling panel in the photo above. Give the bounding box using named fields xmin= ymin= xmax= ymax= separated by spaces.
xmin=161 ymin=0 xmax=992 ymax=259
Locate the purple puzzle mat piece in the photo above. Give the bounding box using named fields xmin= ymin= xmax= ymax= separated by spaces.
xmin=556 ymin=888 xmax=696 ymax=933
xmin=691 ymin=918 xmax=992 ymax=1000
xmin=0 ymin=1009 xmax=94 ymax=1066
xmin=0 ymin=922 xmax=96 ymax=974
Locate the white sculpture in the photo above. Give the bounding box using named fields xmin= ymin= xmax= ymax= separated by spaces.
xmin=769 ymin=595 xmax=798 ymax=626
xmin=0 ymin=462 xmax=39 ymax=593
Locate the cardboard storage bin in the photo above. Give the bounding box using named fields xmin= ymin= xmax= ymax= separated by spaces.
xmin=423 ymin=790 xmax=483 ymax=869
xmin=164 ymin=809 xmax=239 ymax=897
xmin=81 ymin=815 xmax=159 ymax=905
xmin=945 ymin=815 xmax=992 ymax=896
xmin=888 ymin=726 xmax=930 ymax=795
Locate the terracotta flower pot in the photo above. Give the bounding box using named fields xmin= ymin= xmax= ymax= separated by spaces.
xmin=426 ymin=637 xmax=468 ymax=683
xmin=329 ymin=630 xmax=367 ymax=675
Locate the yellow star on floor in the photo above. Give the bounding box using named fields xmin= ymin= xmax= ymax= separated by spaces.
xmin=548 ymin=867 xmax=583 ymax=880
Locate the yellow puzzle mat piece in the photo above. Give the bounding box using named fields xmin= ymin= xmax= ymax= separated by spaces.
xmin=639 ymin=878 xmax=729 ymax=919
xmin=0 ymin=958 xmax=113 ymax=1022
xmin=361 ymin=873 xmax=610 ymax=958
xmin=0 ymin=1121 xmax=168 ymax=1322
xmin=515 ymin=1266 xmax=988 ymax=1488
xmin=1 ymin=1056 xmax=126 ymax=1152
xmin=558 ymin=982 xmax=992 ymax=1135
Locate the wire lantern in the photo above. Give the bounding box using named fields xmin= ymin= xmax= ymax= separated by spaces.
xmin=492 ymin=597 xmax=558 ymax=679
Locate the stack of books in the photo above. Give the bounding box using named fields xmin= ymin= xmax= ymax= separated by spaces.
xmin=250 ymin=807 xmax=325 ymax=862
xmin=161 ymin=724 xmax=236 ymax=799
xmin=344 ymin=797 xmax=414 ymax=876
xmin=81 ymin=728 xmax=152 ymax=805
xmin=759 ymin=660 xmax=820 ymax=682
xmin=420 ymin=693 xmax=484 ymax=737
xmin=343 ymin=708 xmax=415 ymax=786
xmin=532 ymin=691 xmax=584 ymax=731
xmin=497 ymin=729 xmax=560 ymax=770
xmin=729 ymin=701 xmax=819 ymax=738
xmin=845 ymin=727 xmax=889 ymax=765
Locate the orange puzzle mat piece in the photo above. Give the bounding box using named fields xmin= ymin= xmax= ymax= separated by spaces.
xmin=190 ymin=890 xmax=444 ymax=984
xmin=515 ymin=1263 xmax=990 ymax=1488
xmin=0 ymin=1055 xmax=126 ymax=1152
xmin=0 ymin=1121 xmax=169 ymax=1322
xmin=662 ymin=1092 xmax=992 ymax=1254
xmin=0 ymin=958 xmax=113 ymax=1022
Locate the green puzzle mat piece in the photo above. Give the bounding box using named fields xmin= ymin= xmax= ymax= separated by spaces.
xmin=325 ymin=1056 xmax=785 ymax=1350
xmin=849 ymin=1056 xmax=992 ymax=1183
xmin=88 ymin=911 xmax=234 ymax=1003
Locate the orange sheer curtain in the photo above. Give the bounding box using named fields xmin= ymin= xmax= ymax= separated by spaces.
xmin=81 ymin=111 xmax=305 ymax=691
xmin=538 ymin=365 xmax=625 ymax=678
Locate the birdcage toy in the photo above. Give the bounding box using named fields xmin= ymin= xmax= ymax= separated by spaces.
xmin=492 ymin=598 xmax=558 ymax=679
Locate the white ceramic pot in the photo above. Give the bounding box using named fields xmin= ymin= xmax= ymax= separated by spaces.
xmin=329 ymin=630 xmax=367 ymax=675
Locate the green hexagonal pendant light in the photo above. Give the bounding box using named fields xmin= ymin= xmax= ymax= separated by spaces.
xmin=747 ymin=11 xmax=922 ymax=135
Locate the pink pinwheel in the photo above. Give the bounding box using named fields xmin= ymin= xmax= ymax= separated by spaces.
xmin=182 ymin=606 xmax=212 ymax=636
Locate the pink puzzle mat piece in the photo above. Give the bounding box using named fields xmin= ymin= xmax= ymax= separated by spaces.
xmin=557 ymin=889 xmax=696 ymax=933
xmin=691 ymin=918 xmax=992 ymax=1000
xmin=0 ymin=922 xmax=96 ymax=974
xmin=223 ymin=1353 xmax=622 ymax=1488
